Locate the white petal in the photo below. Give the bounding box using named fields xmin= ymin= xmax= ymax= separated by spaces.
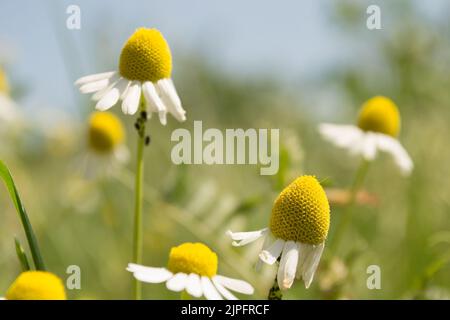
xmin=75 ymin=71 xmax=115 ymax=86
xmin=213 ymin=275 xmax=254 ymax=295
xmin=361 ymin=133 xmax=378 ymax=160
xmin=126 ymin=263 xmax=173 ymax=283
xmin=186 ymin=273 xmax=203 ymax=298
xmin=319 ymin=123 xmax=366 ymax=155
xmin=201 ymin=276 xmax=223 ymax=300
xmin=226 ymin=228 xmax=268 ymax=246
xmin=259 ymin=238 xmax=285 ymax=265
xmin=95 ymin=87 xmax=120 ymax=111
xmin=114 ymin=78 xmax=132 ymax=99
xmin=212 ymin=277 xmax=238 ymax=300
xmin=301 ymin=242 xmax=325 ymax=289
xmin=91 ymin=75 xmax=120 ymax=100
xmin=121 ymin=82 xmax=141 ymax=115
xmin=375 ymin=134 xmax=413 ymax=175
xmin=157 ymin=79 xmax=186 ymax=122
xmin=79 ymin=78 xmax=109 ymax=94
xmin=166 ymin=273 xmax=188 ymax=292
xmin=296 ymin=243 xmax=314 ymax=279
xmin=277 ymin=241 xmax=299 ymax=290
xmin=142 ymin=81 xmax=167 ymax=125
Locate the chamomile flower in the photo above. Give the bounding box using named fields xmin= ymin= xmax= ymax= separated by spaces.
xmin=2 ymin=271 xmax=66 ymax=300
xmin=227 ymin=175 xmax=330 ymax=290
xmin=127 ymin=242 xmax=254 ymax=300
xmin=83 ymin=111 xmax=129 ymax=176
xmin=0 ymin=67 xmax=19 ymax=125
xmin=75 ymin=28 xmax=186 ymax=124
xmin=319 ymin=96 xmax=413 ymax=175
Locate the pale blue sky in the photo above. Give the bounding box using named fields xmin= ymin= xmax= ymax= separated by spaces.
xmin=0 ymin=0 xmax=447 ymax=116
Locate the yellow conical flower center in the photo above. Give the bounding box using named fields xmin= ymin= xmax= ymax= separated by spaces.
xmin=357 ymin=96 xmax=401 ymax=137
xmin=270 ymin=175 xmax=330 ymax=245
xmin=5 ymin=271 xmax=66 ymax=300
xmin=119 ymin=28 xmax=172 ymax=82
xmin=0 ymin=68 xmax=10 ymax=95
xmin=167 ymin=242 xmax=218 ymax=277
xmin=88 ymin=111 xmax=125 ymax=154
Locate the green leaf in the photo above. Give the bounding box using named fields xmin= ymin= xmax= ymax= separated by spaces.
xmin=14 ymin=237 xmax=31 ymax=271
xmin=0 ymin=160 xmax=46 ymax=270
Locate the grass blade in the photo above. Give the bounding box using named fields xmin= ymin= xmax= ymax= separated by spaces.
xmin=0 ymin=160 xmax=46 ymax=270
xmin=14 ymin=237 xmax=31 ymax=271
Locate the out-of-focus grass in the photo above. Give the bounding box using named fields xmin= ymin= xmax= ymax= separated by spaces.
xmin=1 ymin=2 xmax=449 ymax=299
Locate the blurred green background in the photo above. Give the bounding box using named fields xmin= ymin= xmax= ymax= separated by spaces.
xmin=1 ymin=0 xmax=449 ymax=299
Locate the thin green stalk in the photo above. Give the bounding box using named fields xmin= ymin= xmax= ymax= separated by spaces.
xmin=15 ymin=238 xmax=31 ymax=271
xmin=132 ymin=98 xmax=148 ymax=300
xmin=0 ymin=160 xmax=46 ymax=270
xmin=331 ymin=159 xmax=370 ymax=252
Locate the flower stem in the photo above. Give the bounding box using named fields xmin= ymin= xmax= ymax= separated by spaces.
xmin=331 ymin=159 xmax=370 ymax=252
xmin=268 ymin=276 xmax=283 ymax=300
xmin=132 ymin=98 xmax=148 ymax=300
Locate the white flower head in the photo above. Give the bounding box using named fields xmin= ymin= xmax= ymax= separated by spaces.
xmin=319 ymin=96 xmax=413 ymax=175
xmin=228 ymin=175 xmax=331 ymax=290
xmin=127 ymin=242 xmax=254 ymax=300
xmin=75 ymin=28 xmax=186 ymax=125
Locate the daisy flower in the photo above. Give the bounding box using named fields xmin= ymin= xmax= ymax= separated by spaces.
xmin=0 ymin=67 xmax=20 ymax=126
xmin=83 ymin=111 xmax=129 ymax=176
xmin=319 ymin=96 xmax=413 ymax=175
xmin=227 ymin=175 xmax=330 ymax=290
xmin=2 ymin=271 xmax=66 ymax=300
xmin=127 ymin=242 xmax=255 ymax=300
xmin=75 ymin=28 xmax=186 ymax=124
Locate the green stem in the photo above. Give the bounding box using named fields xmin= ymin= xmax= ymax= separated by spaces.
xmin=331 ymin=159 xmax=370 ymax=252
xmin=132 ymin=99 xmax=148 ymax=300
xmin=0 ymin=160 xmax=46 ymax=270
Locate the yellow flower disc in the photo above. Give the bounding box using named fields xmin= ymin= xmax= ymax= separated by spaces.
xmin=270 ymin=175 xmax=330 ymax=245
xmin=119 ymin=28 xmax=172 ymax=82
xmin=5 ymin=271 xmax=66 ymax=300
xmin=357 ymin=96 xmax=401 ymax=137
xmin=168 ymin=242 xmax=218 ymax=277
xmin=88 ymin=111 xmax=125 ymax=154
xmin=0 ymin=68 xmax=10 ymax=94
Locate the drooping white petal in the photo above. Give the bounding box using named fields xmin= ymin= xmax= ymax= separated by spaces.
xmin=156 ymin=78 xmax=186 ymax=122
xmin=213 ymin=275 xmax=254 ymax=295
xmin=201 ymin=276 xmax=223 ymax=300
xmin=296 ymin=242 xmax=314 ymax=280
xmin=142 ymin=81 xmax=167 ymax=125
xmin=212 ymin=277 xmax=238 ymax=300
xmin=301 ymin=242 xmax=325 ymax=289
xmin=277 ymin=241 xmax=299 ymax=290
xmin=90 ymin=75 xmax=121 ymax=101
xmin=95 ymin=87 xmax=120 ymax=111
xmin=121 ymin=82 xmax=141 ymax=115
xmin=186 ymin=273 xmax=203 ymax=298
xmin=166 ymin=273 xmax=188 ymax=292
xmin=226 ymin=228 xmax=268 ymax=246
xmin=75 ymin=71 xmax=115 ymax=86
xmin=79 ymin=78 xmax=110 ymax=94
xmin=375 ymin=134 xmax=413 ymax=175
xmin=255 ymin=233 xmax=273 ymax=271
xmin=259 ymin=238 xmax=285 ymax=265
xmin=126 ymin=263 xmax=173 ymax=283
xmin=361 ymin=133 xmax=378 ymax=160
xmin=319 ymin=124 xmax=365 ymax=150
